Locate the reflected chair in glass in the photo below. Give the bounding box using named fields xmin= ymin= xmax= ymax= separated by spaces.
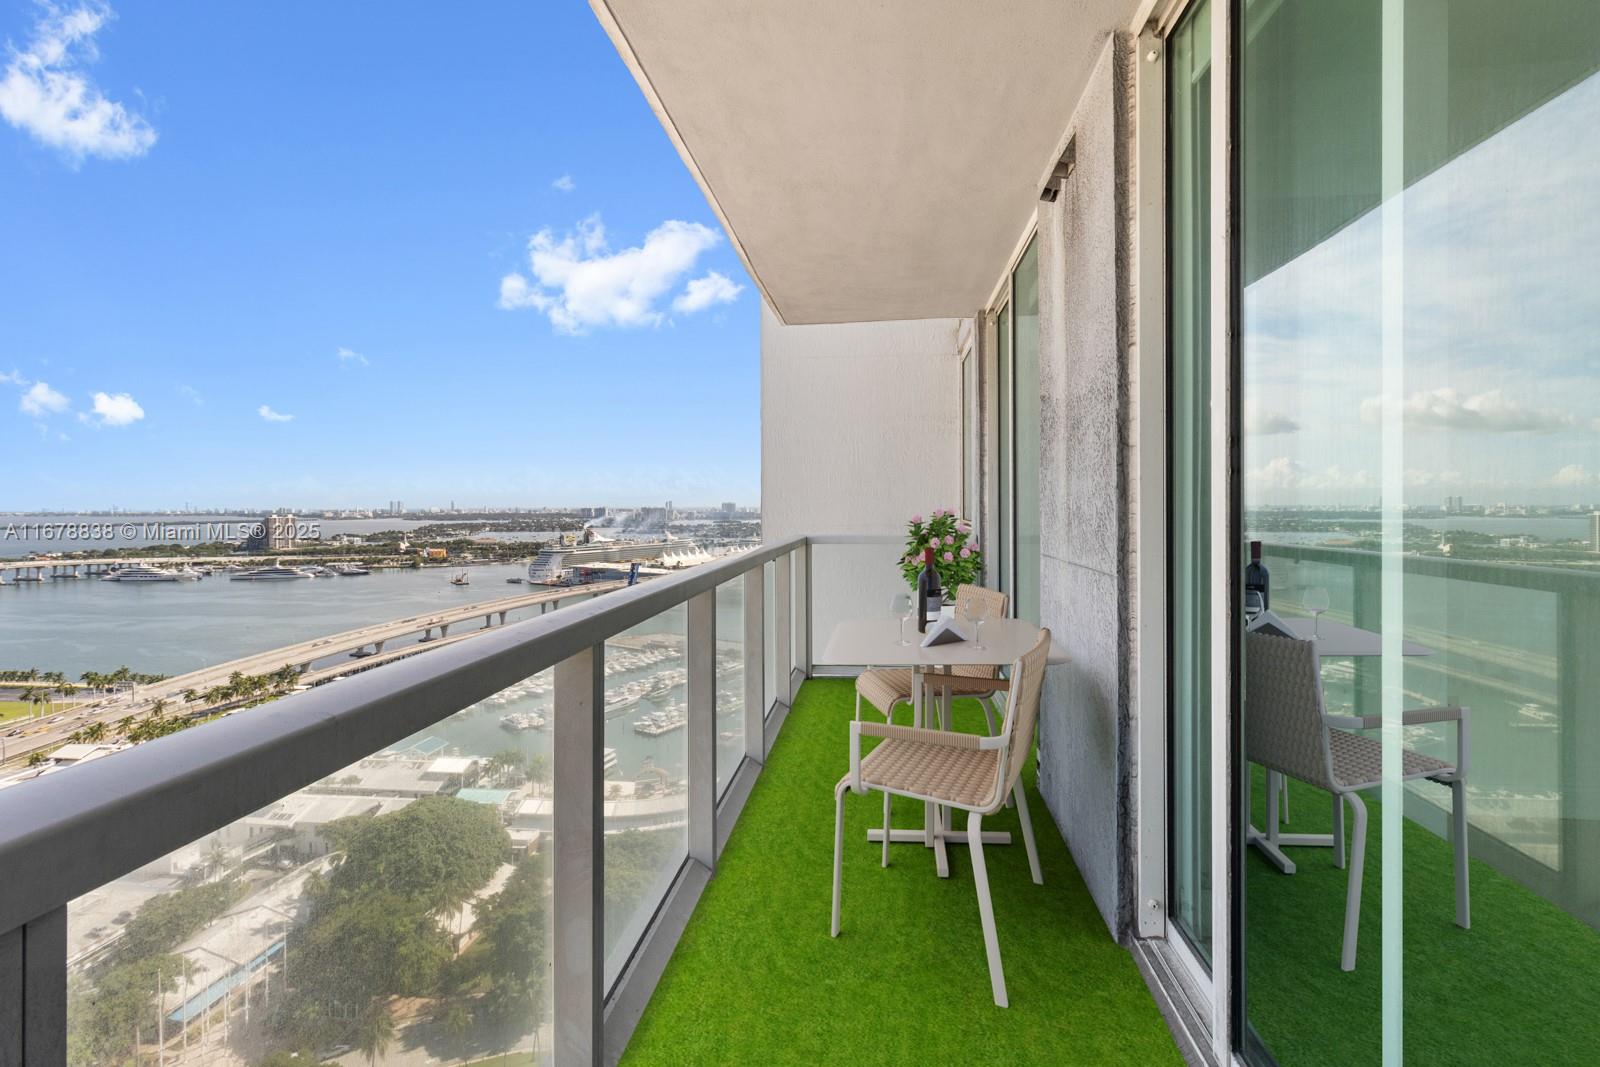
xmin=832 ymin=628 xmax=1051 ymax=1007
xmin=1245 ymin=631 xmax=1471 ymax=971
xmin=854 ymin=585 xmax=1011 ymax=734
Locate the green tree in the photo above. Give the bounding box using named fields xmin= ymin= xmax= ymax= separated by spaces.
xmin=475 ymin=852 xmax=550 ymax=1035
xmin=322 ymin=796 xmax=508 ymax=915
xmin=357 ymin=1002 xmax=396 ymax=1066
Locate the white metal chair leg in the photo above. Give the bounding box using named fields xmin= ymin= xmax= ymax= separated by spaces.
xmin=1341 ymin=792 xmax=1368 ymax=971
xmin=1013 ymin=784 xmax=1043 ymax=885
xmin=1280 ymin=774 xmax=1290 ymax=823
xmin=882 ymin=789 xmax=892 ymax=867
xmin=967 ymin=810 xmax=1008 ymax=1007
xmin=1333 ymin=793 xmax=1346 ymax=869
xmin=831 ymin=779 xmax=848 ymax=937
xmin=1452 ymin=778 xmax=1471 ymax=928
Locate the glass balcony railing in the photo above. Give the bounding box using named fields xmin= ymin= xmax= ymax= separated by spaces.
xmin=0 ymin=538 xmax=813 ymax=1066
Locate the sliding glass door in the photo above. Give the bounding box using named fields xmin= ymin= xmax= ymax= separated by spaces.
xmin=993 ymin=236 xmax=1041 ymax=622
xmin=1168 ymin=0 xmax=1213 ymax=965
xmin=1238 ymin=2 xmax=1600 ymax=1063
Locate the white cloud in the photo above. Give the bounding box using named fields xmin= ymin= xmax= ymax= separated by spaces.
xmin=258 ymin=404 xmax=293 ymax=423
xmin=0 ymin=369 xmax=28 ymax=386
xmin=1243 ymin=402 xmax=1299 ymax=435
xmin=20 ymin=380 xmax=68 ymax=416
xmin=1550 ymin=464 xmax=1593 ymax=488
xmin=0 ymin=2 xmax=157 ymax=162
xmin=90 ymin=390 xmax=142 ymax=425
xmin=1248 ymin=455 xmax=1372 ymax=493
xmin=1360 ymin=387 xmax=1574 ymax=433
xmin=497 ymin=214 xmax=724 ymax=333
xmin=551 ymin=174 xmax=575 ymax=192
xmin=336 ymin=346 xmax=369 ymax=366
xmin=178 ymin=383 xmax=202 ymax=405
xmin=672 ymin=270 xmax=743 ymax=313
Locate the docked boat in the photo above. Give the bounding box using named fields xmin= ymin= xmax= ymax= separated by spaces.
xmin=101 ymin=564 xmax=180 ymax=583
xmin=329 ymin=562 xmax=371 ymax=576
xmin=304 ymin=565 xmax=337 ymax=578
xmin=634 ymin=708 xmax=688 ymax=737
xmin=500 ymin=711 xmax=548 ymax=732
xmin=230 ymin=565 xmax=311 ymax=581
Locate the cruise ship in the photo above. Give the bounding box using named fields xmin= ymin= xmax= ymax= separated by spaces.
xmin=230 ymin=564 xmax=311 ymax=581
xmin=527 ymin=537 xmax=710 ymax=585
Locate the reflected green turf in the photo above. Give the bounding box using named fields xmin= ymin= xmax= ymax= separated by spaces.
xmin=620 ymin=679 xmax=1181 ymax=1067
xmin=1246 ymin=766 xmax=1600 ymax=1065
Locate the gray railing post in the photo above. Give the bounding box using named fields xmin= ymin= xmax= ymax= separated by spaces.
xmin=743 ymin=567 xmax=766 ymax=764
xmin=774 ymin=555 xmax=793 ymax=704
xmin=794 ymin=542 xmax=812 ymax=680
xmin=0 ymin=906 xmax=66 ymax=1067
xmin=553 ymin=644 xmax=605 ymax=1066
xmin=687 ymin=591 xmax=717 ymax=869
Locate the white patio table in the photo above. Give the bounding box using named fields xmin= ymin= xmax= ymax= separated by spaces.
xmin=820 ymin=616 xmax=1065 ymax=878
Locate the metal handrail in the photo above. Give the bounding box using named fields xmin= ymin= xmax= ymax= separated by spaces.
xmin=0 ymin=536 xmax=806 ymax=935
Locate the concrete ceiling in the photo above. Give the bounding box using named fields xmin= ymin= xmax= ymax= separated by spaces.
xmin=593 ymin=0 xmax=1140 ymax=325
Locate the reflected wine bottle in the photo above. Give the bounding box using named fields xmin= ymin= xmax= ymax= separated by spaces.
xmin=917 ymin=547 xmax=943 ymax=633
xmin=1245 ymin=540 xmax=1270 ymax=618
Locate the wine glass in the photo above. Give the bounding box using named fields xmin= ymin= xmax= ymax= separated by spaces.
xmin=966 ymin=595 xmax=991 ymax=651
xmin=1304 ymin=586 xmax=1330 ymax=639
xmin=891 ymin=593 xmax=915 ymax=645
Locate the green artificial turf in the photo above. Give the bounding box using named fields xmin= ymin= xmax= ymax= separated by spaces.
xmin=1246 ymin=766 xmax=1600 ymax=1065
xmin=619 ymin=679 xmax=1182 ymax=1067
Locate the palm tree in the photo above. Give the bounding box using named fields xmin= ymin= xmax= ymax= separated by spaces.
xmin=80 ymin=721 xmax=108 ymax=744
xmin=357 ymin=1003 xmax=395 ymax=1066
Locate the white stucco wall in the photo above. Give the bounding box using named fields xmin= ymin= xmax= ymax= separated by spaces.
xmin=760 ymin=303 xmax=966 ymax=659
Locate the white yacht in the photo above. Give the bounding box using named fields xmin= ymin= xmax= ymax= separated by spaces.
xmin=329 ymin=562 xmax=371 ymax=576
xmin=101 ymin=564 xmax=180 ymax=583
xmin=230 ymin=564 xmax=311 ymax=581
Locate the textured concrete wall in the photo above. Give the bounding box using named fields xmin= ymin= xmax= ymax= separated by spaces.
xmin=1034 ymin=33 xmax=1138 ymax=937
xmin=761 ymin=305 xmax=966 ymax=651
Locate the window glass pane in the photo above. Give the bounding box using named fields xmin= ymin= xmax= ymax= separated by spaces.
xmin=1241 ymin=3 xmax=1600 ymax=1064
xmin=1168 ymin=0 xmax=1212 ymax=964
xmin=763 ymin=560 xmax=777 ymax=714
xmin=962 ymin=350 xmax=979 ymax=522
xmin=603 ymin=605 xmax=689 ymax=991
xmin=68 ymin=675 xmax=556 ymax=1065
xmin=997 ymin=304 xmax=1013 ymax=606
xmin=715 ymin=578 xmax=745 ymax=797
xmin=1013 ymin=237 xmax=1042 ymax=624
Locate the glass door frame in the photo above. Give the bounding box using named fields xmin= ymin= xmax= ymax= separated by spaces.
xmin=981 ymin=226 xmax=1041 ymax=621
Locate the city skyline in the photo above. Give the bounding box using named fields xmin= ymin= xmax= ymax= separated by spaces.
xmin=0 ymin=2 xmax=760 ymax=509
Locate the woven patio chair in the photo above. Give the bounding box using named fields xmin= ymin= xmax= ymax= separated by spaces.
xmin=832 ymin=627 xmax=1050 ymax=1007
xmin=1246 ymin=630 xmax=1471 ymax=971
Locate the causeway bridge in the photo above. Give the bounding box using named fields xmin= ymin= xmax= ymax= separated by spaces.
xmin=0 ymin=580 xmax=626 ymax=767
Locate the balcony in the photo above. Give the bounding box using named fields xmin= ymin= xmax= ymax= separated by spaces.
xmin=0 ymin=537 xmax=1177 ymax=1066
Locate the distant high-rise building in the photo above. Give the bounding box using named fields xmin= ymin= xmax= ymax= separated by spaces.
xmin=721 ymin=501 xmax=737 ymax=516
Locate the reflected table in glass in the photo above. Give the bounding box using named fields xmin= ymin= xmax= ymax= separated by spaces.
xmin=1249 ymin=619 xmax=1432 ymax=874
xmin=820 ymin=617 xmax=1065 ymax=878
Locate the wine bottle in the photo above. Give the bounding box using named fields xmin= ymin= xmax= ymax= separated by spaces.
xmin=1245 ymin=540 xmax=1270 ymax=616
xmin=917 ymin=546 xmax=942 ymax=632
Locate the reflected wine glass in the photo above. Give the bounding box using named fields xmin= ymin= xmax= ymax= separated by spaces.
xmin=966 ymin=596 xmax=991 ymax=651
xmin=891 ymin=593 xmax=915 ymax=645
xmin=1304 ymin=586 xmax=1331 ymax=639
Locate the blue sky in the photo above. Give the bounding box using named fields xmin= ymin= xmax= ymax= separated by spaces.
xmin=0 ymin=1 xmax=759 ymax=511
